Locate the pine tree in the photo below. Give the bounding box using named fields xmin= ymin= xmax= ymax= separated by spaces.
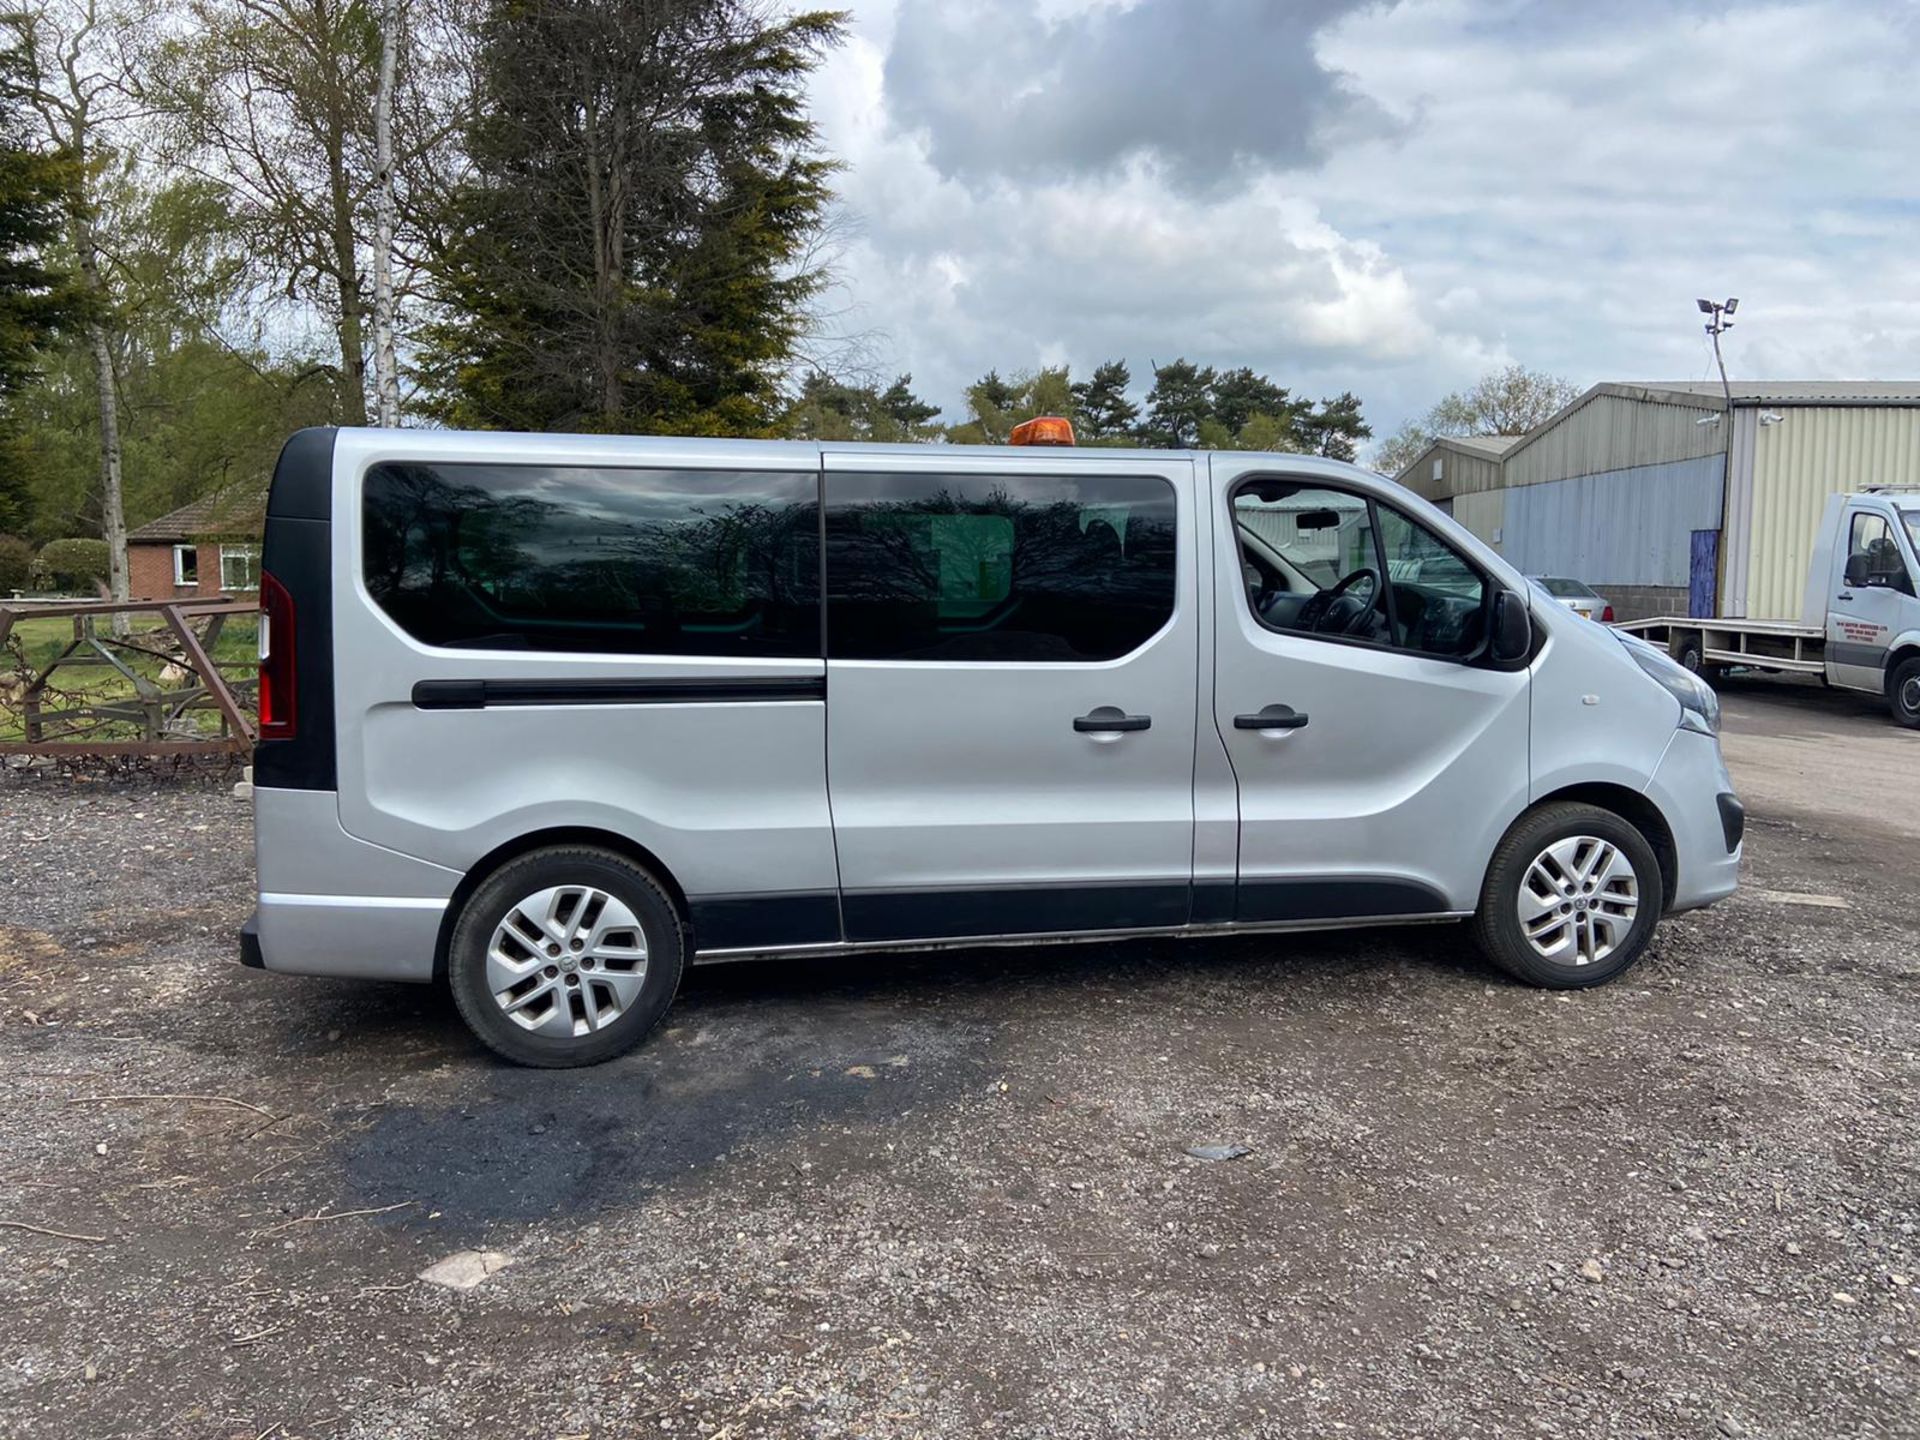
xmin=782 ymin=371 xmax=941 ymax=442
xmin=422 ymin=2 xmax=846 ymax=435
xmin=946 ymin=366 xmax=1074 ymax=445
xmin=1138 ymin=359 xmax=1215 ymax=448
xmin=0 ymin=27 xmax=87 ymax=533
xmin=1071 ymin=360 xmax=1137 ymax=440
xmin=877 ymin=374 xmax=940 ymax=435
xmin=1303 ymin=391 xmax=1371 ymax=461
xmin=1210 ymin=367 xmax=1304 ymax=436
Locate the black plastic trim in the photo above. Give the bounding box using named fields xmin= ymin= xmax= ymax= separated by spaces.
xmin=1072 ymin=711 xmax=1151 ymax=733
xmin=690 ymin=891 xmax=842 ymax=952
xmin=842 ymin=882 xmax=1193 ymax=943
xmin=239 ymin=913 xmax=264 ymax=969
xmin=1716 ymin=793 xmax=1746 ymax=853
xmin=1234 ymin=705 xmax=1308 ymax=730
xmin=265 ymin=426 xmax=337 ymax=521
xmin=411 ymin=676 xmax=826 ymax=710
xmin=254 ymin=429 xmax=339 ymax=791
xmin=1235 ymin=876 xmax=1451 ymax=924
xmin=1189 ymin=878 xmax=1236 ymax=926
xmin=1827 ymin=641 xmax=1889 ymax=671
xmin=689 ymin=877 xmax=1454 ymax=953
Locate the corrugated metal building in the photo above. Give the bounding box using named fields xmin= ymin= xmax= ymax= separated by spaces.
xmin=1395 ymin=381 xmax=1920 ymax=621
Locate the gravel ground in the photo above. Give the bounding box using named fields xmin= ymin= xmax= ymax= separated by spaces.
xmin=1 ymin=679 xmax=1916 ymax=1440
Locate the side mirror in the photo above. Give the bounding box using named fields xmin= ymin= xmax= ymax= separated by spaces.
xmin=1844 ymin=553 xmax=1870 ymax=587
xmin=1490 ymin=588 xmax=1533 ymax=664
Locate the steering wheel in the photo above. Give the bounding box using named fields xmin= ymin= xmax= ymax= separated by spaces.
xmin=1296 ymin=567 xmax=1379 ymax=635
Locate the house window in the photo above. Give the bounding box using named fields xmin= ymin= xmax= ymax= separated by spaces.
xmin=220 ymin=544 xmax=260 ymax=592
xmin=173 ymin=545 xmax=198 ymax=586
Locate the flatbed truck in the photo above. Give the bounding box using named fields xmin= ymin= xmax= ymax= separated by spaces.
xmin=1618 ymin=489 xmax=1920 ymax=729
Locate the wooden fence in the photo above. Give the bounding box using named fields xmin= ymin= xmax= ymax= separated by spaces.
xmin=0 ymin=597 xmax=257 ymax=758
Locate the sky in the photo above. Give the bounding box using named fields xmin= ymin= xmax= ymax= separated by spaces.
xmin=802 ymin=0 xmax=1920 ymax=453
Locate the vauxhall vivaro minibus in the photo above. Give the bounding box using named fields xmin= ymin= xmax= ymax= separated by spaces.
xmin=240 ymin=424 xmax=1742 ymax=1066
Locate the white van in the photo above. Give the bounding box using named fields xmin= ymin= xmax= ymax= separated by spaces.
xmin=240 ymin=425 xmax=1743 ymax=1066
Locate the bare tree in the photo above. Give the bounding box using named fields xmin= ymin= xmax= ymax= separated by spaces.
xmin=8 ymin=0 xmax=150 ymax=621
xmin=370 ymin=0 xmax=399 ymax=426
xmin=1430 ymin=365 xmax=1581 ymax=437
xmin=154 ymin=0 xmax=458 ymax=426
xmin=1375 ymin=364 xmax=1582 ymax=476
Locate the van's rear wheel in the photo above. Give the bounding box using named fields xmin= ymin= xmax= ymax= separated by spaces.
xmin=1889 ymin=656 xmax=1920 ymax=729
xmin=448 ymin=846 xmax=685 ymax=1067
xmin=1471 ymin=803 xmax=1666 ymax=988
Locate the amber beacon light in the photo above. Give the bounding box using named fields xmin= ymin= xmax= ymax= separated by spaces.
xmin=1009 ymin=416 xmax=1076 ymax=447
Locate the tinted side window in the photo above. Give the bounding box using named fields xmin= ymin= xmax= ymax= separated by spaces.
xmin=826 ymin=472 xmax=1176 ymax=661
xmin=363 ymin=462 xmax=820 ymax=656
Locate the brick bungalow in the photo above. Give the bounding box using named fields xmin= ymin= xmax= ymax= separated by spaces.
xmin=127 ymin=490 xmax=265 ymax=601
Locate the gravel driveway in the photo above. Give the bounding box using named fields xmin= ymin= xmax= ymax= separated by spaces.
xmin=1 ymin=676 xmax=1915 ymax=1439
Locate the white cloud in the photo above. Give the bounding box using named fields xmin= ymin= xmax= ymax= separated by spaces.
xmin=805 ymin=0 xmax=1920 ymax=450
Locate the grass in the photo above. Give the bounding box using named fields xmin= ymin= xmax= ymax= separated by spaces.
xmin=3 ymin=611 xmax=259 ymax=745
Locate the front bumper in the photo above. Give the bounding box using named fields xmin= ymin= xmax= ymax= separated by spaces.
xmin=1646 ymin=729 xmax=1743 ymax=913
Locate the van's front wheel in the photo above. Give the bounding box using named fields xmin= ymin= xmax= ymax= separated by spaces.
xmin=448 ymin=846 xmax=685 ymax=1067
xmin=1888 ymin=656 xmax=1920 ymax=729
xmin=1471 ymin=803 xmax=1666 ymax=988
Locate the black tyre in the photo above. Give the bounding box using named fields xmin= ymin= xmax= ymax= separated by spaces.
xmin=1889 ymin=656 xmax=1920 ymax=730
xmin=1470 ymin=802 xmax=1666 ymax=989
xmin=448 ymin=846 xmax=685 ymax=1067
xmin=1673 ymin=632 xmax=1724 ymax=685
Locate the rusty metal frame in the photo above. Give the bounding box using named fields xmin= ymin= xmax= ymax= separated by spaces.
xmin=0 ymin=597 xmax=257 ymax=758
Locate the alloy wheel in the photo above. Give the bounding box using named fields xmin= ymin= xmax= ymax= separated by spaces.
xmin=1515 ymin=835 xmax=1640 ymax=966
xmin=486 ymin=885 xmax=649 ymax=1037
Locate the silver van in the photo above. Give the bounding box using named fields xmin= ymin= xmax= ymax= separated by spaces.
xmin=241 ymin=425 xmax=1743 ymax=1066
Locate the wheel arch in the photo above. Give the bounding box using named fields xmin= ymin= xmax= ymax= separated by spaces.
xmin=1522 ymin=781 xmax=1678 ymax=909
xmin=1884 ymin=638 xmax=1920 ymax=685
xmin=431 ymin=826 xmax=692 ymax=984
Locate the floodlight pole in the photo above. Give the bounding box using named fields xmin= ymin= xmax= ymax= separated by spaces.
xmin=1695 ymin=297 xmax=1740 ymax=621
xmin=1700 ymin=298 xmax=1737 ymax=414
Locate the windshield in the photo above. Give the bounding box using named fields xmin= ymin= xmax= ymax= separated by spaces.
xmin=1536 ymin=577 xmax=1595 ymax=598
xmin=1902 ymin=506 xmax=1920 ymax=558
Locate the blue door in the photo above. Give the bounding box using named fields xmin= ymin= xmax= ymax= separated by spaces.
xmin=1688 ymin=529 xmax=1719 ymax=618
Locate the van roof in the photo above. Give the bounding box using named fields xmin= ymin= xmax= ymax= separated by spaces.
xmin=325 ymin=426 xmax=1382 ymax=477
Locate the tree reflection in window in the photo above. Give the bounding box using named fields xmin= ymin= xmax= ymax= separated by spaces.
xmin=363 ymin=462 xmax=820 ymax=656
xmin=825 ymin=473 xmax=1176 ymax=662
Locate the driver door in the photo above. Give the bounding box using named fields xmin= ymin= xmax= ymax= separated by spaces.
xmin=1209 ymin=458 xmax=1533 ymax=919
xmin=1826 ymin=507 xmax=1915 ymax=692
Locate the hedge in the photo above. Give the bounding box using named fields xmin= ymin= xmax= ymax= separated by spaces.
xmin=31 ymin=537 xmax=112 ymax=592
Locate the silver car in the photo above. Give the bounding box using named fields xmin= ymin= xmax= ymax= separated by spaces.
xmin=242 ymin=427 xmax=1742 ymax=1066
xmin=1529 ymin=575 xmax=1614 ymax=623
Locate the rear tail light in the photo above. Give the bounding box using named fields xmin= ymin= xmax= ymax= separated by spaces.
xmin=259 ymin=569 xmax=297 ymax=739
xmin=1600 ymin=604 xmax=1616 ymax=623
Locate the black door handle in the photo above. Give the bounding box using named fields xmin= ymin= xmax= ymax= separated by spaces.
xmin=1235 ymin=704 xmax=1309 ymax=731
xmin=1074 ymin=706 xmax=1151 ymax=733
